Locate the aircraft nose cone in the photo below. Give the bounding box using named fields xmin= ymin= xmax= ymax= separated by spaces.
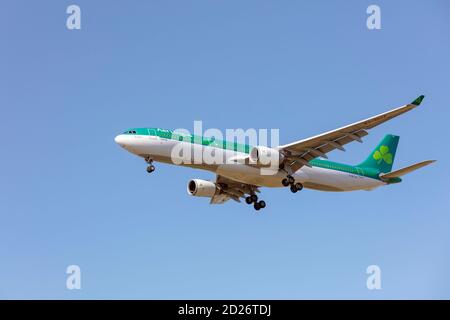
xmin=114 ymin=134 xmax=127 ymax=147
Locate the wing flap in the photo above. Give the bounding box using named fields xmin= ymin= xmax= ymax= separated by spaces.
xmin=209 ymin=175 xmax=259 ymax=205
xmin=210 ymin=193 xmax=233 ymax=204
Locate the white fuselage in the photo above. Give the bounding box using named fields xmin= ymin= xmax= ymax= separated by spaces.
xmin=115 ymin=134 xmax=385 ymax=192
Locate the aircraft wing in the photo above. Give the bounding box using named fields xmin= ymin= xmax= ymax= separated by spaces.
xmin=210 ymin=175 xmax=260 ymax=204
xmin=278 ymin=95 xmax=425 ymax=173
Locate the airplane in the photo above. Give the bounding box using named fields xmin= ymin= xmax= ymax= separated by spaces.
xmin=115 ymin=95 xmax=435 ymax=211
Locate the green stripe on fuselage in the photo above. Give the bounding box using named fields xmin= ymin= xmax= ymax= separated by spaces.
xmin=124 ymin=127 xmax=392 ymax=182
xmin=124 ymin=127 xmax=250 ymax=153
xmin=308 ymin=159 xmax=381 ymax=180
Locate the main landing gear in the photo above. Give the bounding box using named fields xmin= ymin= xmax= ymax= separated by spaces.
xmin=282 ymin=175 xmax=303 ymax=193
xmin=145 ymin=156 xmax=155 ymax=173
xmin=245 ymin=194 xmax=266 ymax=211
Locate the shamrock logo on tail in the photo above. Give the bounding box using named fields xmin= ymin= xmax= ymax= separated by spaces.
xmin=373 ymin=145 xmax=393 ymax=164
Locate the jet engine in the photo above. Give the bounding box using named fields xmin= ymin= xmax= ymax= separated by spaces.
xmin=249 ymin=146 xmax=284 ymax=166
xmin=187 ymin=179 xmax=217 ymax=197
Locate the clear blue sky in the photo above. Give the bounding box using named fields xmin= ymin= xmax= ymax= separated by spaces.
xmin=1 ymin=0 xmax=449 ymax=299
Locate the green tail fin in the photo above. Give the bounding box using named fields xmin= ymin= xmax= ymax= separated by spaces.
xmin=358 ymin=134 xmax=400 ymax=173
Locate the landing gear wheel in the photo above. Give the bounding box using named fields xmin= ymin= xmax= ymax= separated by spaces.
xmin=145 ymin=157 xmax=155 ymax=173
xmin=254 ymin=202 xmax=261 ymax=211
xmin=245 ymin=196 xmax=253 ymax=204
xmin=290 ymin=184 xmax=298 ymax=193
xmin=287 ymin=175 xmax=295 ymax=185
xmin=258 ymin=200 xmax=266 ymax=208
xmin=250 ymin=194 xmax=258 ymax=203
xmin=281 ymin=178 xmax=290 ymax=187
xmin=295 ymin=183 xmax=303 ymax=191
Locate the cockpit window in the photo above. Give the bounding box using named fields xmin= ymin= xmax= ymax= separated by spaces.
xmin=123 ymin=130 xmax=137 ymax=134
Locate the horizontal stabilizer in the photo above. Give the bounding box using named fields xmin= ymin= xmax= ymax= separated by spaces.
xmin=379 ymin=160 xmax=436 ymax=179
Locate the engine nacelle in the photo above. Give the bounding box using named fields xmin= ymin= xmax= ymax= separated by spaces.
xmin=249 ymin=146 xmax=284 ymax=167
xmin=187 ymin=179 xmax=217 ymax=197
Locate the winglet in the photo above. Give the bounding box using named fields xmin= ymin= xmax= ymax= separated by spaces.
xmin=411 ymin=95 xmax=425 ymax=106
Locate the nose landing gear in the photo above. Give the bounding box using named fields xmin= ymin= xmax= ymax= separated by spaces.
xmin=145 ymin=157 xmax=155 ymax=173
